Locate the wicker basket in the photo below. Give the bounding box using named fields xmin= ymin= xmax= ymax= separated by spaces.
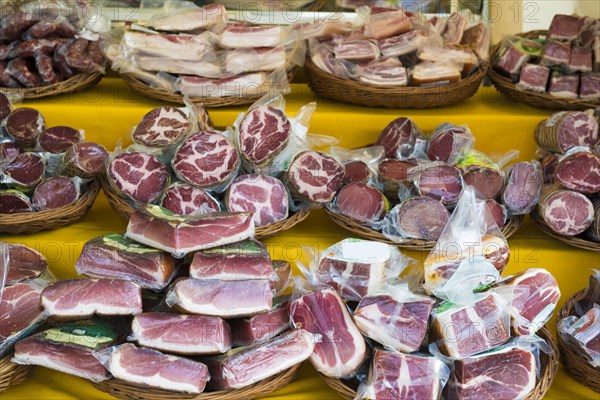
xmin=92 ymin=363 xmax=300 ymax=400
xmin=101 ymin=176 xmax=310 ymax=239
xmin=323 ymin=207 xmax=523 ymax=251
xmin=531 ymin=209 xmax=600 ymax=252
xmin=488 ymin=30 xmax=600 ymax=111
xmin=0 ymin=179 xmax=101 ymax=234
xmin=0 ymin=354 xmax=33 ymax=393
xmin=1 ymin=72 xmax=103 ymax=100
xmin=321 ymin=325 xmax=558 ymax=400
xmin=557 ymin=290 xmax=600 ymax=392
xmin=304 ymin=58 xmax=487 ymax=109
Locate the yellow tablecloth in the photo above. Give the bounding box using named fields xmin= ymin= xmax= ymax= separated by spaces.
xmin=2 ymin=79 xmax=599 ymax=400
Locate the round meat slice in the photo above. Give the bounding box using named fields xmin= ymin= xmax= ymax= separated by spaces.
xmin=62 ymin=142 xmax=109 ymax=179
xmin=0 ymin=190 xmax=34 ymax=214
xmin=226 ymin=174 xmax=289 ymax=226
xmin=239 ymin=106 xmax=291 ymax=168
xmin=462 ymin=166 xmax=504 ymax=199
xmin=32 ymin=176 xmax=79 ymax=210
xmin=132 ymin=106 xmax=191 ymax=147
xmin=335 ymin=182 xmax=387 ymax=223
xmin=502 ymin=161 xmax=543 ymax=215
xmin=539 ymin=188 xmax=594 ymax=236
xmin=161 ymin=182 xmax=221 ymax=216
xmin=0 ymin=92 xmax=11 ymax=121
xmin=108 ymin=152 xmax=170 ymax=204
xmin=342 ymin=160 xmax=371 ymax=185
xmin=396 ymin=196 xmax=449 ymax=240
xmin=5 ymin=108 xmax=45 ymax=148
xmin=485 ymin=199 xmax=507 ymax=229
xmin=172 ymin=132 xmax=240 ymax=191
xmin=534 ymin=111 xmax=599 ymax=153
xmin=541 ymin=153 xmax=559 ymax=183
xmin=3 ymin=152 xmax=45 ymax=192
xmin=417 ymin=165 xmax=463 ymax=205
xmin=554 ymin=150 xmax=600 ymax=194
xmin=378 ymin=158 xmax=417 ymax=201
xmin=427 ymin=123 xmax=473 ymax=163
xmin=376 ymin=117 xmax=423 ymax=158
xmin=38 ymin=126 xmax=82 ymax=154
xmin=286 ymin=150 xmax=344 ymax=204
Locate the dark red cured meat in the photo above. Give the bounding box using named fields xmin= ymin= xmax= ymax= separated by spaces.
xmin=172 ymin=132 xmax=239 ymax=190
xmin=541 ymin=40 xmax=571 ymax=68
xmin=396 ymin=196 xmax=449 ymax=240
xmin=342 ymin=160 xmax=371 ymax=185
xmin=376 ymin=117 xmax=422 ymax=158
xmin=378 ymin=158 xmax=417 ymax=181
xmin=4 ymin=242 xmax=47 ymax=285
xmin=0 ymin=43 xmax=16 ymax=60
xmin=541 ymin=153 xmax=559 ymax=183
xmin=229 ymin=299 xmax=290 ymax=347
xmin=0 ymin=92 xmax=12 ymax=120
xmin=0 ymin=60 xmax=21 ymax=88
xmin=34 ymin=52 xmax=61 ymax=85
xmin=580 ymin=73 xmax=600 ymax=100
xmin=0 ymin=191 xmax=33 ymax=213
xmin=22 ymin=18 xmax=76 ymax=40
xmin=161 ymin=182 xmax=220 ymax=216
xmin=108 ymin=152 xmax=169 ymax=204
xmin=535 ymin=111 xmax=599 ymax=153
xmin=239 ymin=106 xmax=291 ymax=167
xmin=87 ymin=41 xmax=104 ymax=67
xmin=63 ymin=142 xmax=109 ymax=178
xmin=540 ymin=189 xmax=594 ymax=236
xmin=462 ymin=165 xmax=504 ymax=200
xmin=0 ymin=281 xmax=43 ymax=341
xmin=132 ymin=107 xmax=191 ymax=147
xmin=548 ymin=14 xmax=584 ymax=41
xmin=0 ymin=11 xmax=40 ymax=41
xmin=65 ymin=38 xmax=96 ymax=72
xmin=502 ymin=161 xmax=543 ymax=214
xmin=3 ymin=152 xmax=45 ymax=191
xmin=5 ymin=107 xmax=45 ymax=147
xmin=290 ymin=289 xmax=366 ymax=378
xmin=38 ymin=126 xmax=82 ymax=153
xmin=32 ymin=176 xmax=79 ymax=210
xmin=554 ymin=151 xmax=600 ymax=194
xmin=226 ymin=174 xmax=288 ymax=226
xmin=485 ymin=199 xmax=507 ymax=229
xmin=11 ymin=38 xmax=66 ymax=58
xmin=418 ymin=165 xmax=463 ymax=205
xmin=427 ymin=124 xmax=472 ymax=162
xmin=53 ymin=40 xmax=74 ymax=78
xmin=0 ymin=142 xmax=21 ymax=162
xmin=286 ymin=150 xmax=344 ymax=203
xmin=335 ymin=182 xmax=387 ymax=223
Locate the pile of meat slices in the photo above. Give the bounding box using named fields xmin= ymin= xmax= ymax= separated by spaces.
xmin=0 ymin=93 xmax=108 ymax=214
xmin=494 ymin=14 xmax=599 ymax=100
xmin=534 ymin=110 xmax=600 ymax=241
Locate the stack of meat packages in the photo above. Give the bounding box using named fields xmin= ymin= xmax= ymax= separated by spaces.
xmin=0 ymin=93 xmax=108 ymax=215
xmin=0 ymin=5 xmax=105 ymax=89
xmin=534 ymin=110 xmax=600 ymax=241
xmin=305 ymin=7 xmax=489 ymax=87
xmin=328 ymin=116 xmax=544 ymax=244
xmin=107 ymin=4 xmax=295 ymax=98
xmin=494 ymin=14 xmax=600 ymax=100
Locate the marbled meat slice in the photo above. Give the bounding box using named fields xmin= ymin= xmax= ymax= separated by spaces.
xmin=226 ymin=174 xmax=289 ymax=226
xmin=286 ymin=150 xmax=344 ymax=203
xmin=239 ymin=106 xmax=291 ymax=168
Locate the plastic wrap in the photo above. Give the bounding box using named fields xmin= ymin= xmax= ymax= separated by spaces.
xmin=534 ymin=110 xmax=598 ymax=154
xmin=31 ymin=175 xmax=81 ymax=211
xmin=493 ymin=36 xmax=543 ymax=79
xmin=553 ymin=146 xmax=600 ymax=194
xmin=381 ymin=195 xmax=450 ymax=243
xmin=62 ymin=141 xmax=109 ymax=179
xmin=131 ymin=106 xmax=193 ymax=149
xmin=37 ymin=126 xmax=84 ymax=154
xmin=575 ymin=270 xmax=600 ymax=316
xmin=418 ymin=45 xmax=479 ymax=76
xmin=537 ymin=185 xmax=594 ymax=236
xmin=457 ymin=150 xmax=504 ymax=200
xmin=228 ymin=296 xmax=290 ymax=347
xmin=1 ymin=152 xmax=46 ymax=193
xmin=413 ymin=163 xmax=464 ymax=206
xmin=148 ymin=3 xmax=227 ymax=32
xmin=330 ymin=145 xmax=384 ymax=186
xmin=3 ymin=107 xmax=44 ymax=149
xmin=0 ymin=190 xmax=34 ymax=214
xmin=410 ymin=60 xmax=462 ymax=86
xmin=2 ymin=242 xmax=48 ymax=286
xmin=160 ymin=181 xmax=221 ymax=216
xmin=328 ymin=182 xmax=389 ymax=224
xmin=558 ymin=305 xmax=600 ymax=367
xmin=501 ymin=160 xmax=543 ymax=215
xmin=427 ymin=123 xmax=475 ymax=163
xmin=376 ymin=117 xmax=425 ymax=160
xmin=272 ymin=260 xmax=293 ymax=296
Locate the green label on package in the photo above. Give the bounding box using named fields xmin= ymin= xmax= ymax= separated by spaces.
xmin=103 ymin=234 xmax=159 ymax=254
xmin=43 ymin=321 xmax=116 ymax=349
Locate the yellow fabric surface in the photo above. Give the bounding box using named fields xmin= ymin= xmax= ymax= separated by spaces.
xmin=2 ymin=78 xmax=599 ymax=399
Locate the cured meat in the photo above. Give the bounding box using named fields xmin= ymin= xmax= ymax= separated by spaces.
xmin=431 ymin=294 xmax=510 ymax=358
xmin=229 ymin=298 xmax=290 ymax=347
xmin=333 ymin=39 xmax=379 ymax=62
xmin=291 ymin=289 xmax=365 ymax=378
xmin=166 ymin=278 xmax=272 ymax=318
xmin=502 ymin=161 xmax=543 ymax=215
xmin=569 ymin=47 xmax=593 ymax=73
xmin=225 ymin=47 xmax=286 ymax=74
xmin=411 ymin=61 xmax=461 ymax=86
xmin=485 ymin=199 xmax=508 ymax=229
xmin=0 ymin=142 xmax=21 ymax=163
xmin=461 ymin=23 xmax=490 ymax=60
xmin=0 ymin=92 xmax=11 ymax=120
xmin=132 ymin=107 xmax=191 ymax=147
xmin=172 ymin=132 xmax=239 ymax=190
xmin=0 ymin=281 xmax=44 ymax=343
xmin=5 ymin=107 xmax=44 ymax=148
xmin=516 ymin=63 xmax=550 ymax=93
xmin=343 ymin=160 xmax=371 ymax=185
xmin=548 ymin=14 xmax=583 ymax=41
xmin=6 ymin=58 xmax=42 ymax=88
xmin=286 ymin=150 xmax=344 ymax=203
xmin=0 ymin=60 xmax=21 ymax=88
xmin=560 ymin=305 xmax=600 ymax=366
xmin=177 ymin=73 xmax=269 ymax=98
xmin=541 ymin=41 xmax=571 ymax=68
xmin=428 ymin=16 xmax=447 ymax=35
xmin=541 ymin=153 xmax=559 ymax=183
xmin=41 ymin=278 xmax=143 ymax=318
xmin=293 ymin=21 xmax=353 ymax=40
xmin=3 ymin=243 xmax=47 ymax=285
xmin=75 ymin=234 xmax=176 ymax=290
xmin=190 ymin=239 xmax=273 ymax=281
xmin=588 ymin=199 xmax=600 ymax=242
xmin=459 ymin=153 xmax=504 ymax=200
xmin=554 ymin=150 xmax=600 ymax=194
xmin=220 ymin=25 xmax=283 ymax=49
xmin=376 ymin=117 xmax=423 ymax=159
xmin=2 ymin=152 xmax=45 ymax=192
xmin=417 ymin=165 xmax=463 ymax=206
xmin=577 ymin=16 xmax=599 ymax=47
xmin=22 ymin=17 xmax=76 ymax=40
xmin=0 ymin=190 xmax=34 ymax=214
xmin=149 ymin=4 xmax=227 ymax=32
xmin=32 ymin=176 xmax=79 ymax=210
xmin=205 ymin=329 xmax=314 ymax=390
xmin=161 ymin=182 xmax=220 ymax=216
xmin=580 ymin=73 xmax=600 ymax=100
xmin=62 ymin=142 xmax=109 ymax=179
xmin=0 ymin=11 xmax=40 ymax=41
xmin=379 ymin=31 xmax=422 ymax=57
xmin=396 ymin=196 xmax=449 ymax=241
xmin=495 ymin=45 xmax=529 ymax=77
xmin=126 ymin=206 xmax=254 ymax=257
xmin=108 ymin=152 xmax=170 ymax=204
xmin=538 ymin=187 xmax=594 ymax=236
xmin=272 ymin=260 xmax=292 ymax=295
xmin=549 ymin=74 xmax=580 ymax=99
xmin=447 ymin=346 xmax=537 ymax=400
xmin=364 ymin=9 xmax=412 ymax=40
xmin=427 ymin=123 xmax=474 ymax=163
xmin=418 ymin=46 xmax=478 ymax=76
xmin=130 ymin=313 xmax=231 ymax=355
xmin=35 ymin=53 xmax=61 ymax=85
xmin=378 ymin=158 xmax=417 ymax=201
xmin=334 ymin=182 xmax=387 ymax=223
xmin=137 ymin=57 xmax=221 ymax=78
xmin=361 ymin=350 xmax=449 ymax=400
xmin=123 ymin=31 xmax=212 ymax=59
xmin=442 ymin=12 xmax=467 ymax=45
xmin=38 ymin=126 xmax=82 ymax=154
xmin=102 ymin=343 xmax=210 ymax=393
xmin=534 ymin=111 xmax=599 ymax=153
xmin=239 ymin=106 xmax=291 ymax=168
xmin=226 ymin=174 xmax=289 ymax=226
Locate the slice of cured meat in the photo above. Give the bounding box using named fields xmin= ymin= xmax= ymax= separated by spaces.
xmin=534 ymin=111 xmax=599 ymax=153
xmin=427 ymin=123 xmax=474 ymax=163
xmin=548 ymin=14 xmax=583 ymax=41
xmin=32 ymin=176 xmax=79 ymax=210
xmin=396 ymin=196 xmax=449 ymax=241
xmin=358 ymin=57 xmax=408 ymax=86
xmin=379 ymin=30 xmax=422 ymax=57
xmin=238 ymin=106 xmax=291 ymax=168
xmin=226 ymin=174 xmax=289 ymax=226
xmin=160 ymin=182 xmax=220 ymax=216
xmin=378 ymin=158 xmax=417 ymax=201
xmin=220 ymin=25 xmax=283 ymax=49
xmin=459 ymin=154 xmax=504 ymax=200
xmin=0 ymin=281 xmax=44 ymax=343
xmin=502 ymin=161 xmax=543 ymax=215
xmin=130 ymin=312 xmax=232 ymax=355
xmin=516 ymin=63 xmax=550 ymax=93
xmin=2 ymin=152 xmax=45 ymax=192
xmin=166 ymin=278 xmax=273 ymax=318
xmin=376 ymin=116 xmax=423 ymax=158
xmin=228 ymin=297 xmax=290 ymax=347
xmin=107 ymin=152 xmax=170 ymax=204
xmin=549 ymin=74 xmax=580 ymax=98
xmin=411 ymin=61 xmax=462 ymax=86
xmin=126 ymin=206 xmax=254 ymax=257
xmin=272 ymin=260 xmax=292 ymax=295
xmin=204 ymin=329 xmax=314 ymax=390
xmin=364 ymin=9 xmax=412 ymax=40
xmin=41 ymin=278 xmax=143 ymax=318
xmin=495 ymin=44 xmax=530 ymax=78
xmin=5 ymin=108 xmax=45 ymax=148
xmin=580 ymin=73 xmax=600 ymax=100
xmin=286 ymin=150 xmax=344 ymax=204
xmin=3 ymin=242 xmax=47 ymax=285
xmin=342 ymin=160 xmax=371 ymax=185
xmin=103 ymin=343 xmax=210 ymax=393
xmin=172 ymin=132 xmax=239 ymax=191
xmin=541 ymin=153 xmax=559 ymax=183
xmin=150 ymin=4 xmax=226 ymax=32
xmin=417 ymin=165 xmax=463 ymax=205
xmin=38 ymin=126 xmax=82 ymax=154
xmin=554 ymin=150 xmax=600 ymax=194
xmin=334 ymin=182 xmax=387 ymax=223
xmin=569 ymin=47 xmax=593 ymax=73
xmin=541 ymin=40 xmax=571 ymax=68
xmin=132 ymin=106 xmax=191 ymax=147
xmin=290 ymin=289 xmax=366 ymax=378
xmin=177 ymin=73 xmax=269 ymax=98
xmin=225 ymin=47 xmax=286 ymax=74
xmin=75 ymin=234 xmax=176 ymax=291
xmin=0 ymin=190 xmax=34 ymax=213
xmin=333 ymin=39 xmax=379 ymax=62
xmin=63 ymin=142 xmax=109 ymax=179
xmin=538 ymin=187 xmax=594 ymax=236
xmin=560 ymin=305 xmax=600 ymax=366
xmin=461 ymin=23 xmax=490 ymax=60
xmin=485 ymin=199 xmax=508 ymax=229
xmin=123 ymin=31 xmax=212 ymax=59
xmin=442 ymin=12 xmax=467 ymax=45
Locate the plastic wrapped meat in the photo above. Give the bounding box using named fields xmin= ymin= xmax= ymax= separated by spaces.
xmin=418 ymin=46 xmax=478 ymax=75
xmin=137 ymin=57 xmax=220 ymax=77
xmin=411 ymin=62 xmax=461 ymax=86
xmin=379 ymin=30 xmax=422 ymax=57
xmin=554 ymin=149 xmax=600 ymax=194
xmin=108 ymin=152 xmax=170 ymax=204
xmin=177 ymin=73 xmax=269 ymax=98
xmin=62 ymin=142 xmax=109 ymax=179
xmin=126 ymin=205 xmax=254 ymax=257
xmin=272 ymin=260 xmax=292 ymax=295
xmin=149 ymin=4 xmax=227 ymax=32
xmin=123 ymin=31 xmax=212 ymax=59
xmin=75 ymin=234 xmax=176 ymax=291
xmin=220 ymin=25 xmax=283 ymax=49
xmin=0 ymin=191 xmax=34 ymax=214
xmin=2 ymin=152 xmax=45 ymax=192
xmin=3 ymin=242 xmax=47 ymax=285
xmin=538 ymin=187 xmax=594 ymax=236
xmin=395 ymin=196 xmax=449 ymax=241
xmin=229 ymin=297 xmax=290 ymax=347
xmin=501 ymin=161 xmax=543 ymax=215
xmin=290 ymin=289 xmax=366 ymax=378
xmin=358 ymin=57 xmax=408 ymax=86
xmin=559 ymin=305 xmax=600 ymax=367
xmin=442 ymin=12 xmax=467 ymax=45
xmin=569 ymin=47 xmax=593 ymax=73
xmin=286 ymin=150 xmax=344 ymax=204
xmin=5 ymin=107 xmax=45 ymax=148
xmin=226 ymin=174 xmax=289 ymax=226
xmin=238 ymin=106 xmax=291 ymax=168
xmin=548 ymin=14 xmax=583 ymax=42
xmin=417 ymin=165 xmax=463 ymax=206
xmin=378 ymin=158 xmax=417 ymax=201
xmin=494 ymin=45 xmax=529 ymax=78
xmin=364 ymin=9 xmax=412 ymax=40
xmin=130 ymin=312 xmax=231 ymax=355
xmin=376 ymin=116 xmax=423 ymax=158
xmin=541 ymin=41 xmax=571 ymax=69
xmin=516 ymin=63 xmax=550 ymax=93
xmin=32 ymin=176 xmax=79 ymax=210
xmin=132 ymin=107 xmax=191 ymax=148
xmin=38 ymin=126 xmax=82 ymax=154
xmin=580 ymin=73 xmax=600 ymax=100
xmin=549 ymin=74 xmax=580 ymax=99
xmin=461 ymin=23 xmax=490 ymax=60
xmin=333 ymin=40 xmax=379 ymax=62
xmin=205 ymin=329 xmax=314 ymax=390
xmin=225 ymin=47 xmax=286 ymax=74
xmin=334 ymin=183 xmax=387 ymax=223
xmin=486 ymin=199 xmax=508 ymax=229
xmin=427 ymin=123 xmax=475 ymax=163
xmin=541 ymin=153 xmax=559 ymax=183
xmin=534 ymin=111 xmax=599 ymax=153
xmin=161 ymin=182 xmax=221 ymax=216
xmin=458 ymin=151 xmax=504 ymax=200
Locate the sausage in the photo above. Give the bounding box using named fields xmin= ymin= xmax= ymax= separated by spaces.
xmin=0 ymin=61 xmax=21 ymax=88
xmin=12 ymin=38 xmax=66 ymax=58
xmin=22 ymin=17 xmax=77 ymax=40
xmin=53 ymin=40 xmax=74 ymax=78
xmin=0 ymin=42 xmax=17 ymax=60
xmin=0 ymin=12 xmax=40 ymax=41
xmin=35 ymin=52 xmax=62 ymax=85
xmin=6 ymin=58 xmax=41 ymax=87
xmin=87 ymin=40 xmax=104 ymax=66
xmin=66 ymin=38 xmax=98 ymax=72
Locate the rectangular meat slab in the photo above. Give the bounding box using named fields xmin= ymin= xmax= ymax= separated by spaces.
xmin=516 ymin=63 xmax=550 ymax=93
xmin=561 ymin=305 xmax=600 ymax=367
xmin=224 ymin=47 xmax=286 ymax=74
xmin=149 ymin=4 xmax=227 ymax=32
xmin=137 ymin=57 xmax=221 ymax=78
xmin=123 ymin=31 xmax=212 ymax=60
xmin=229 ymin=297 xmax=290 ymax=347
xmin=220 ymin=25 xmax=283 ymax=48
xmin=177 ymin=73 xmax=269 ymax=98
xmin=4 ymin=242 xmax=47 ymax=285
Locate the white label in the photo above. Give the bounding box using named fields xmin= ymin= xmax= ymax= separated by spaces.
xmin=341 ymin=239 xmax=390 ymax=261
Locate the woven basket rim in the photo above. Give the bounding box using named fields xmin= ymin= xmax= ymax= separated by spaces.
xmin=0 ymin=353 xmax=33 ymax=393
xmin=531 ymin=208 xmax=600 ymax=252
xmin=0 ymin=72 xmax=103 ymax=100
